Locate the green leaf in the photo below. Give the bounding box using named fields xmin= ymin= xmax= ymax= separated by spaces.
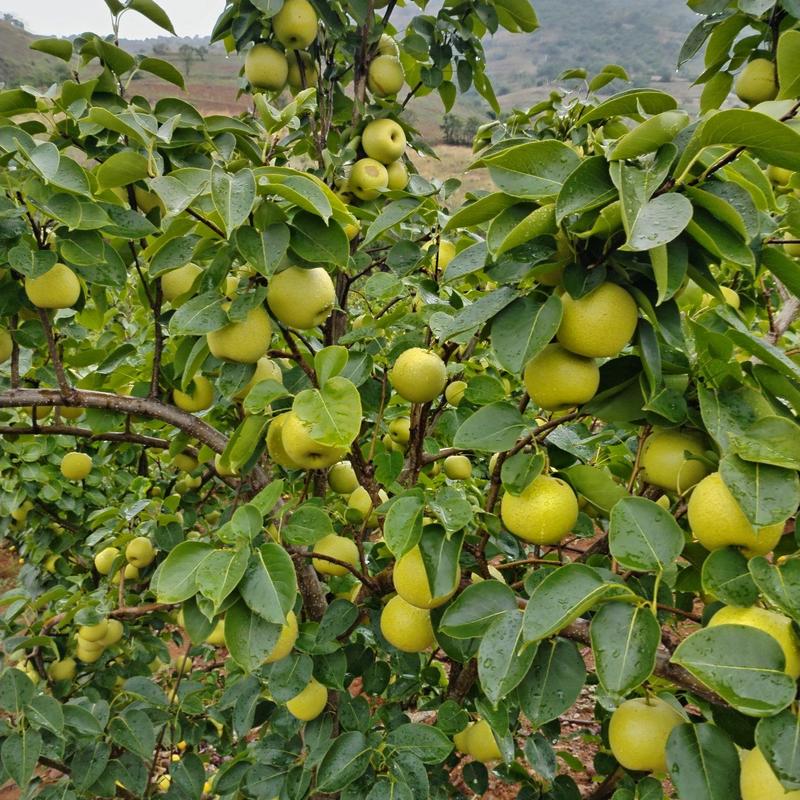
xmin=71 ymin=742 xmax=110 ymax=792
xmin=316 ymin=732 xmax=372 ymax=793
xmin=445 ymin=193 xmax=516 ymax=231
xmin=8 ymin=244 xmax=57 ymax=279
xmin=234 ymin=224 xmax=290 ymax=277
xmin=695 ymin=110 xmax=800 ymax=171
xmin=698 ymin=384 xmax=774 ymax=452
xmin=427 ymin=486 xmax=474 ymax=533
xmin=777 ymin=29 xmax=800 ymax=100
xmin=555 ymin=156 xmax=617 ymax=223
xmin=494 ymin=0 xmax=538 ymax=32
xmin=169 ymin=291 xmax=228 ymax=336
xmin=239 ymin=544 xmax=297 ymax=625
xmin=283 ymin=505 xmax=334 ymax=546
xmin=30 ymin=38 xmax=73 ymax=61
xmin=478 ymin=609 xmax=538 ymax=705
xmin=609 ymin=496 xmax=685 ymax=572
xmin=435 ymin=286 xmax=518 ymax=341
xmin=490 ymin=294 xmax=563 ymax=374
xmin=701 ymin=548 xmax=759 ymax=607
xmin=128 ymin=0 xmax=176 ymax=34
xmin=609 ymin=111 xmax=690 ymax=161
xmin=672 ymin=625 xmax=796 ymax=716
xmin=730 ymin=416 xmax=800 ymax=470
xmin=494 ymin=204 xmax=557 ymax=256
xmin=196 ymin=548 xmax=250 ymax=612
xmin=139 ymin=56 xmax=185 ymax=88
xmin=574 ymin=88 xmax=678 ymax=127
xmin=501 ymin=451 xmax=545 ymax=495
xmin=748 ymin=557 xmax=800 ymax=623
xmin=224 ymin=598 xmax=282 ymax=672
xmin=386 ymin=724 xmax=453 ymax=764
xmin=763 ymin=246 xmax=800 ymax=300
xmin=516 ymin=638 xmax=586 ymax=727
xmin=419 ymin=527 xmax=463 ymax=600
xmin=522 ymin=564 xmax=633 ymax=642
xmin=291 ymin=212 xmax=349 ymax=266
xmin=590 ymin=602 xmax=660 ymax=695
xmin=153 ymin=541 xmax=214 ymax=603
xmin=623 ymin=193 xmax=693 ymax=252
xmin=439 ymin=580 xmax=517 ymax=639
xmin=1 ymin=730 xmax=41 ymax=789
xmin=364 ymin=198 xmax=422 ymax=244
xmin=108 ymin=709 xmax=156 ymax=760
xmin=25 ymin=695 xmax=64 ymax=735
xmin=0 ymin=668 xmax=35 ymax=714
xmin=96 ymin=150 xmax=149 ymax=189
xmin=310 ymin=347 xmax=346 ymax=387
xmin=293 ymin=377 xmax=362 ymax=449
xmin=666 ymin=723 xmax=740 ymax=800
xmin=562 ymin=464 xmax=628 ymax=513
xmin=719 ymin=454 xmax=800 ymax=527
xmin=453 ymin=402 xmax=526 ymax=452
xmin=483 ymin=140 xmax=581 ymax=199
xmin=756 ymin=709 xmax=800 ymax=790
xmin=211 ymin=165 xmax=256 ymax=237
xmin=383 ymin=494 xmax=424 ymax=557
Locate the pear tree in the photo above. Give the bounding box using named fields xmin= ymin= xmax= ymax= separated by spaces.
xmin=1 ymin=0 xmax=800 ymax=799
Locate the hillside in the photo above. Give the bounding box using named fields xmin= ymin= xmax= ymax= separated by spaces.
xmin=0 ymin=18 xmax=70 ymax=88
xmin=0 ymin=1 xmax=701 ymax=140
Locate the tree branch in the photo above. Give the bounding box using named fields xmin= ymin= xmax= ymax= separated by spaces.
xmin=37 ymin=310 xmax=74 ymax=401
xmin=0 ymin=424 xmax=169 ymax=449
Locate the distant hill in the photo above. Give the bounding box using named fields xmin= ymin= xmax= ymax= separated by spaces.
xmin=0 ymin=17 xmax=70 ymax=89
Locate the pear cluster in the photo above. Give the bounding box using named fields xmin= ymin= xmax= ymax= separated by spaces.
xmin=348 ymin=115 xmax=410 ymax=202
xmin=244 ymin=0 xmax=319 ymax=94
xmin=524 ymin=282 xmax=639 ymax=411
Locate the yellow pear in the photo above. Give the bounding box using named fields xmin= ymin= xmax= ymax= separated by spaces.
xmin=380 ymin=595 xmax=435 ymax=652
xmin=312 ymin=534 xmax=359 ymax=576
xmin=126 ymin=536 xmax=156 ymax=568
xmin=25 ymin=263 xmax=81 ymax=309
xmin=741 ymin=747 xmax=800 ymax=799
xmin=386 ymin=160 xmax=409 ymax=191
xmin=362 ymin=118 xmax=406 ymax=164
xmin=161 ymin=263 xmax=202 ymax=302
xmin=273 ymin=0 xmax=318 ymax=49
xmin=59 ymin=406 xmax=84 ymax=420
xmin=287 ymin=51 xmax=318 ymax=92
xmin=390 ymin=348 xmax=447 ymax=403
xmin=423 ymin=239 xmax=457 ymax=271
xmin=349 ymin=158 xmax=389 ymax=201
xmin=60 ymin=452 xmax=92 ymax=480
xmin=281 ymin=411 xmax=347 ymax=470
xmin=245 ymin=44 xmax=288 ymax=91
xmin=688 ymin=472 xmax=785 ymax=555
xmin=0 ymin=329 xmax=12 ymax=363
xmin=112 ymin=563 xmax=140 ymax=584
xmin=286 ymin=677 xmax=327 ymax=721
xmin=94 ymin=546 xmax=120 ymax=575
xmin=388 ymin=416 xmax=411 ymax=445
xmin=101 ymin=619 xmax=124 ymax=647
xmin=444 ymin=455 xmax=472 ymax=480
xmin=368 ymin=55 xmax=405 ymax=96
xmin=264 ymin=610 xmax=299 ymax=663
xmin=328 ymin=461 xmax=359 ymax=494
xmin=466 ymin=719 xmax=502 ymax=763
xmin=79 ymin=620 xmax=109 ymax=643
xmin=735 ymin=58 xmax=778 ymax=105
xmin=556 ymin=282 xmax=638 ymax=358
xmin=267 ymin=266 xmax=336 ymax=330
xmin=173 ymin=375 xmax=214 ymax=413
xmin=523 ymin=343 xmax=599 ymax=411
xmin=207 ymin=305 xmax=272 ymax=363
xmin=445 ymin=380 xmax=467 ymax=406
xmin=205 ymin=619 xmax=226 ymax=647
xmin=393 ymin=546 xmax=460 ymax=609
xmin=48 ymin=657 xmax=76 ymax=682
xmin=266 ymin=411 xmax=301 ymax=469
xmin=173 ymin=452 xmax=198 ymax=472
xmin=709 ymin=605 xmax=800 ymax=678
xmin=235 ymin=356 xmax=282 ymax=401
xmin=640 ymin=430 xmax=709 ymax=493
xmin=608 ymin=697 xmax=683 ymax=774
xmin=500 ymin=475 xmax=578 ymax=545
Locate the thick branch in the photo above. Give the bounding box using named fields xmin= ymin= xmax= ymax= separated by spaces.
xmin=0 ymin=387 xmax=227 ymax=452
xmin=0 ymin=424 xmax=169 ymax=449
xmin=767 ymin=296 xmax=800 ymax=343
xmin=37 ymin=310 xmax=74 ymax=400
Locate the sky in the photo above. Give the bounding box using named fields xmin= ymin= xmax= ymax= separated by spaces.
xmin=1 ymin=0 xmax=224 ymax=38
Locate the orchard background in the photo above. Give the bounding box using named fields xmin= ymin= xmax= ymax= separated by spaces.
xmin=2 ymin=0 xmax=800 ymax=798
